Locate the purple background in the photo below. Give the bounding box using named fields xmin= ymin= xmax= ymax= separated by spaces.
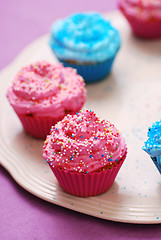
xmin=1 ymin=1 xmax=161 ymax=239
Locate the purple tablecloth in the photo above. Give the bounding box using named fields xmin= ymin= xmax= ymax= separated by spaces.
xmin=1 ymin=1 xmax=161 ymax=239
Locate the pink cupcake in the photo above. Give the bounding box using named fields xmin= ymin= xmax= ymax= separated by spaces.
xmin=118 ymin=0 xmax=161 ymax=38
xmin=43 ymin=109 xmax=127 ymax=197
xmin=6 ymin=61 xmax=86 ymax=139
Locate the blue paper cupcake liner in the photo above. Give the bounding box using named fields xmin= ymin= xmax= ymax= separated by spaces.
xmin=58 ymin=56 xmax=116 ymax=83
xmin=151 ymin=157 xmax=161 ymax=174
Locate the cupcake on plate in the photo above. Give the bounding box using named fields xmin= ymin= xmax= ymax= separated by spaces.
xmin=49 ymin=12 xmax=121 ymax=83
xmin=143 ymin=120 xmax=161 ymax=174
xmin=43 ymin=109 xmax=127 ymax=197
xmin=6 ymin=61 xmax=86 ymax=139
xmin=118 ymin=0 xmax=161 ymax=38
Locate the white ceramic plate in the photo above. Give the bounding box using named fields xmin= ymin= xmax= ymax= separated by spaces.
xmin=1 ymin=11 xmax=161 ymax=224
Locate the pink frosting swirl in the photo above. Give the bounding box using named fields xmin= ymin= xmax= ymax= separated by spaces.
xmin=7 ymin=61 xmax=86 ymax=117
xmin=43 ymin=109 xmax=127 ymax=173
xmin=119 ymin=0 xmax=161 ymax=21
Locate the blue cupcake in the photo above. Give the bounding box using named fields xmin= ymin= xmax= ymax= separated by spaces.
xmin=49 ymin=12 xmax=121 ymax=83
xmin=143 ymin=120 xmax=161 ymax=174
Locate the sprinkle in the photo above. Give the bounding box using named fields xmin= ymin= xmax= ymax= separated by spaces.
xmin=89 ymin=155 xmax=93 ymax=158
xmin=101 ymin=154 xmax=104 ymax=157
xmin=95 ymin=137 xmax=97 ymax=139
xmin=81 ymin=136 xmax=83 ymax=138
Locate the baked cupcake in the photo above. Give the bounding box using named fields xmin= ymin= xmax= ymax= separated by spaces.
xmin=49 ymin=12 xmax=121 ymax=83
xmin=118 ymin=0 xmax=161 ymax=38
xmin=6 ymin=61 xmax=86 ymax=139
xmin=143 ymin=120 xmax=161 ymax=174
xmin=43 ymin=109 xmax=127 ymax=197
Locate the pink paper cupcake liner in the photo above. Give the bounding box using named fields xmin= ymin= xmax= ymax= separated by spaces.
xmin=50 ymin=150 xmax=127 ymax=197
xmin=123 ymin=14 xmax=161 ymax=38
xmin=17 ymin=113 xmax=62 ymax=139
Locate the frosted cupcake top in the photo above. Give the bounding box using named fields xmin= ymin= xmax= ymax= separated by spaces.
xmin=143 ymin=120 xmax=161 ymax=163
xmin=43 ymin=109 xmax=126 ymax=173
xmin=119 ymin=0 xmax=161 ymax=21
xmin=49 ymin=12 xmax=121 ymax=62
xmin=7 ymin=61 xmax=86 ymax=117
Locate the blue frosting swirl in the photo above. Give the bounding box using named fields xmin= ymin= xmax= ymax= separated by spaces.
xmin=49 ymin=12 xmax=121 ymax=62
xmin=143 ymin=120 xmax=161 ymax=164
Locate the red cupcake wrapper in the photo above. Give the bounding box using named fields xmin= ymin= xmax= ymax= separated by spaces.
xmin=121 ymin=10 xmax=161 ymax=38
xmin=50 ymin=150 xmax=127 ymax=197
xmin=17 ymin=113 xmax=62 ymax=139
